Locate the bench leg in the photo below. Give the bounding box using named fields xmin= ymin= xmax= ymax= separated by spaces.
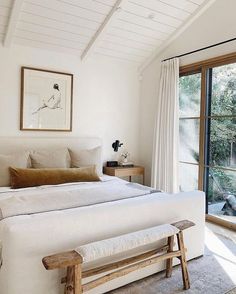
xmin=65 ymin=265 xmax=82 ymax=294
xmin=74 ymin=264 xmax=82 ymax=294
xmin=166 ymin=235 xmax=174 ymax=278
xmin=177 ymin=231 xmax=190 ymax=290
xmin=65 ymin=266 xmax=74 ymax=294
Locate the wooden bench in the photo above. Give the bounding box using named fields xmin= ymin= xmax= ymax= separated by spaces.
xmin=42 ymin=220 xmax=195 ymax=294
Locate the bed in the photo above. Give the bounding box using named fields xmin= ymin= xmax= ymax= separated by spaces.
xmin=0 ymin=137 xmax=205 ymax=294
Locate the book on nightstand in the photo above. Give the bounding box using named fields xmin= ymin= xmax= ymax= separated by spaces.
xmin=119 ymin=161 xmax=134 ymax=167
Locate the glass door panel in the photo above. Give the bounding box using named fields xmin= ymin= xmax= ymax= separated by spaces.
xmin=207 ymin=167 xmax=236 ymax=220
xmin=179 ymin=163 xmax=199 ymax=192
xmin=208 ymin=118 xmax=236 ymax=169
xmin=205 ymin=63 xmax=236 ymax=223
xmin=179 ymin=73 xmax=201 ymax=117
xmin=179 ymin=72 xmax=201 ymax=192
xmin=211 ymin=63 xmax=236 ymax=116
xmin=179 ymin=119 xmax=200 ymax=163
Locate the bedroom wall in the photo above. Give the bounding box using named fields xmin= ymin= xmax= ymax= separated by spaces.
xmin=138 ymin=0 xmax=236 ymax=185
xmin=0 ymin=45 xmax=140 ymax=163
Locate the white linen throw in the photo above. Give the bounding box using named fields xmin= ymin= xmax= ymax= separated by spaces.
xmin=0 ymin=180 xmax=160 ymax=220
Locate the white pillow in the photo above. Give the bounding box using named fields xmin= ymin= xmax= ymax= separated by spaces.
xmin=0 ymin=152 xmax=30 ymax=186
xmin=70 ymin=146 xmax=102 ymax=176
xmin=30 ymin=148 xmax=71 ymax=168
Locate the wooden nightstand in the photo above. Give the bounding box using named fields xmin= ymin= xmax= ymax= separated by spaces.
xmin=103 ymin=166 xmax=145 ymax=184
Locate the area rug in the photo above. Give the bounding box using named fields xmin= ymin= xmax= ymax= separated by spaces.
xmin=109 ymin=228 xmax=236 ymax=294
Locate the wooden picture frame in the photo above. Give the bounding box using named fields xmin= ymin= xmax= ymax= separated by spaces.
xmin=20 ymin=67 xmax=73 ymax=131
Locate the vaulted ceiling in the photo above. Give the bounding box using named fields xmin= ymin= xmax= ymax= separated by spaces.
xmin=0 ymin=0 xmax=211 ymax=66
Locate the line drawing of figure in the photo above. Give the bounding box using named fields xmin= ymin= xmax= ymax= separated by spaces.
xmin=32 ymin=83 xmax=62 ymax=115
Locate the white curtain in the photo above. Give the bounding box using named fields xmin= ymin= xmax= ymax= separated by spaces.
xmin=151 ymin=58 xmax=179 ymax=193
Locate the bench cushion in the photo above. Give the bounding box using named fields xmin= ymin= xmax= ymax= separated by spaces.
xmin=76 ymin=224 xmax=179 ymax=263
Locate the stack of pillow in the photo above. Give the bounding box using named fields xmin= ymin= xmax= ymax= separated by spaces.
xmin=0 ymin=147 xmax=102 ymax=189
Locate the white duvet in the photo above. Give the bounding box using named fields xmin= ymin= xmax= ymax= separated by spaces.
xmin=0 ymin=177 xmax=158 ymax=219
xmin=0 ymin=176 xmax=205 ymax=294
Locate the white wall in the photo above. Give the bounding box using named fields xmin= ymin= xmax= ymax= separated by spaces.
xmin=139 ymin=0 xmax=236 ymax=185
xmin=0 ymin=45 xmax=140 ymax=163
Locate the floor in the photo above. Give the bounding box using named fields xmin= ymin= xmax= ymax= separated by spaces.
xmin=109 ymin=222 xmax=236 ymax=294
xmin=206 ymin=221 xmax=236 ymax=243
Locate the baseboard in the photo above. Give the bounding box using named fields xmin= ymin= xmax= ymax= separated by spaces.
xmin=206 ymin=214 xmax=236 ymax=231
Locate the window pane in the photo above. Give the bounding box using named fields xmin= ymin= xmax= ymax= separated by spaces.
xmin=207 ymin=167 xmax=236 ymax=219
xmin=179 ymin=119 xmax=199 ymax=163
xmin=179 ymin=163 xmax=198 ymax=191
xmin=179 ymin=73 xmax=201 ymax=117
xmin=211 ymin=63 xmax=236 ymax=116
xmin=208 ymin=118 xmax=236 ymax=169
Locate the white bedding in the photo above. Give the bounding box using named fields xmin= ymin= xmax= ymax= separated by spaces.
xmin=0 ymin=176 xmax=205 ymax=294
xmin=0 ymin=176 xmax=158 ymax=219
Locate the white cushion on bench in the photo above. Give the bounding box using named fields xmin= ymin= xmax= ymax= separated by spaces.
xmin=76 ymin=224 xmax=179 ymax=263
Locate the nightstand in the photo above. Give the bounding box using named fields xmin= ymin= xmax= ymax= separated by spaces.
xmin=103 ymin=166 xmax=145 ymax=185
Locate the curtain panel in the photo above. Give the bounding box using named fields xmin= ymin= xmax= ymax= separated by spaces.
xmin=151 ymin=58 xmax=179 ymax=193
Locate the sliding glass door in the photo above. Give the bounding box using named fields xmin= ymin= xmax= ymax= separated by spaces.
xmin=179 ymin=58 xmax=236 ymax=224
xmin=205 ymin=64 xmax=236 ymax=221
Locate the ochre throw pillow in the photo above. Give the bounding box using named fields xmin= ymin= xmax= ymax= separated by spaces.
xmin=9 ymin=166 xmax=100 ymax=189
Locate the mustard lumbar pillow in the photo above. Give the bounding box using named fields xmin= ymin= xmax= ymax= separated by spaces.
xmin=9 ymin=166 xmax=100 ymax=189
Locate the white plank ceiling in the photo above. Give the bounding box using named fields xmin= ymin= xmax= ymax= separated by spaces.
xmin=0 ymin=0 xmax=209 ymax=65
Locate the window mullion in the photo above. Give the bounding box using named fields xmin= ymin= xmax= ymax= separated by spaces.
xmin=198 ymin=67 xmax=207 ymax=191
xmin=203 ymin=69 xmax=213 ymax=213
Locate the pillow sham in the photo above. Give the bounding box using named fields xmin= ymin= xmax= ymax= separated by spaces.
xmin=9 ymin=166 xmax=100 ymax=189
xmin=0 ymin=152 xmax=30 ymax=186
xmin=70 ymin=146 xmax=102 ymax=176
xmin=30 ymin=148 xmax=71 ymax=168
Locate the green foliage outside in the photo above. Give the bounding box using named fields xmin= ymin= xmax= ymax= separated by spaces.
xmin=208 ymin=64 xmax=236 ymax=202
xmin=179 ymin=64 xmax=236 ymax=203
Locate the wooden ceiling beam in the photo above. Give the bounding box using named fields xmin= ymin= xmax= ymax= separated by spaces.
xmin=4 ymin=0 xmax=24 ymax=47
xmin=81 ymin=0 xmax=128 ymax=61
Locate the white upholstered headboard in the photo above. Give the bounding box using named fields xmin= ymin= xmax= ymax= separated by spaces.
xmin=0 ymin=137 xmax=102 ymax=154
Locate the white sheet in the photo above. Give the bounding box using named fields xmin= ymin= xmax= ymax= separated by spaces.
xmin=0 ymin=177 xmax=205 ymax=294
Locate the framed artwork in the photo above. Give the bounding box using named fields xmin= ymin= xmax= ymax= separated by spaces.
xmin=20 ymin=67 xmax=73 ymax=131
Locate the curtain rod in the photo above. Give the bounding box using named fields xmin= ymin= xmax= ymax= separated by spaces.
xmin=162 ymin=37 xmax=236 ymax=62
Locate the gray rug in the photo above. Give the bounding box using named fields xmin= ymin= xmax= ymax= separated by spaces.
xmin=108 ymin=232 xmax=236 ymax=294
